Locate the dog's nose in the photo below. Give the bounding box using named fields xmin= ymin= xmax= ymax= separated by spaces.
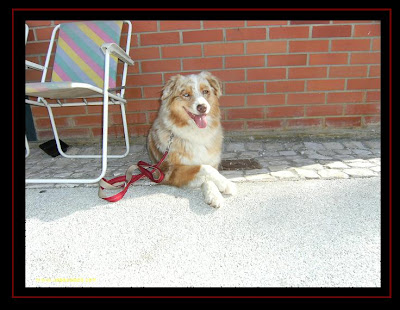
xmin=197 ymin=104 xmax=207 ymax=114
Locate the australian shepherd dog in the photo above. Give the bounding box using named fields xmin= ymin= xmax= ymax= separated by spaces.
xmin=147 ymin=71 xmax=237 ymax=208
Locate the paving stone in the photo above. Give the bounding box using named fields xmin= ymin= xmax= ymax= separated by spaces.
xmin=322 ymin=142 xmax=344 ymax=150
xmin=352 ymin=149 xmax=372 ymax=156
xmin=302 ymin=163 xmax=325 ymax=170
xmin=270 ymin=170 xmax=298 ymax=179
xmin=245 ymin=173 xmax=277 ymax=182
xmin=318 ymin=169 xmax=350 ymax=179
xmin=225 ymin=142 xmax=246 ymax=152
xmin=342 ymin=168 xmax=377 ymax=177
xmin=346 ymin=160 xmax=376 ymax=168
xmin=246 ymin=142 xmax=263 ymax=151
xmin=325 ymin=161 xmax=350 ymax=169
xmin=293 ymin=168 xmax=320 ymax=179
xmin=279 ymin=150 xmax=297 ymax=156
xmin=304 ymin=142 xmax=326 ymax=151
xmin=343 ymin=141 xmax=366 ymax=149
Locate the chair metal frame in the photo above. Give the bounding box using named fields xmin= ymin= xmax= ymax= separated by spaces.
xmin=25 ymin=20 xmax=134 ymax=184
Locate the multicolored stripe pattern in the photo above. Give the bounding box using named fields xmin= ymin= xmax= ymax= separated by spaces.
xmin=51 ymin=21 xmax=123 ymax=89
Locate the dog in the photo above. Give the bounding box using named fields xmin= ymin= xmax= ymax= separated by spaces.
xmin=147 ymin=71 xmax=237 ymax=208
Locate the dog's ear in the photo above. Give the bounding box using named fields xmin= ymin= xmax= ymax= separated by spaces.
xmin=161 ymin=74 xmax=182 ymax=101
xmin=200 ymin=71 xmax=222 ymax=98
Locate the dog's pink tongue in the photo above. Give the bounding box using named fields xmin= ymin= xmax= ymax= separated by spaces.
xmin=194 ymin=114 xmax=207 ymax=128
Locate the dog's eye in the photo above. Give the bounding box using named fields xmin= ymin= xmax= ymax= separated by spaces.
xmin=202 ymin=89 xmax=209 ymax=95
xmin=182 ymin=93 xmax=190 ymax=98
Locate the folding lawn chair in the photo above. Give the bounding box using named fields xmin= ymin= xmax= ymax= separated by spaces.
xmin=25 ymin=20 xmax=134 ymax=184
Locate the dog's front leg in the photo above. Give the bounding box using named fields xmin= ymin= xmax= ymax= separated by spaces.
xmin=197 ymin=165 xmax=237 ymax=196
xmin=201 ymin=179 xmax=224 ymax=208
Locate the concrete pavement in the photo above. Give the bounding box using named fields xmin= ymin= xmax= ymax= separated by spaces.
xmin=26 ymin=178 xmax=380 ymax=287
xmin=25 ymin=135 xmax=381 ymax=288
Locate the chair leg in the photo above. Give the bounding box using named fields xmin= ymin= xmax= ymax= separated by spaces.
xmin=119 ymin=102 xmax=130 ymax=158
xmin=25 ymin=135 xmax=30 ymax=158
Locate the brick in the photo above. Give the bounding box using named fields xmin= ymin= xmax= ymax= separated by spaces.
xmin=182 ymin=57 xmax=223 ymax=70
xmin=35 ymin=27 xmax=54 ymax=41
xmin=141 ymin=32 xmax=180 ymax=46
xmin=246 ymin=41 xmax=287 ymax=54
xmin=225 ymin=82 xmax=264 ymax=94
xmin=162 ymin=45 xmax=202 ymax=58
xmin=327 ymin=92 xmax=364 ymax=103
xmin=306 ymin=105 xmax=343 ymax=116
xmin=120 ymin=113 xmax=147 ymax=124
xmin=56 ymin=128 xmax=91 ymax=138
xmin=247 ymin=94 xmax=285 ymax=106
xmin=129 ymin=124 xmax=151 ymax=136
xmin=267 ymin=80 xmax=305 ymax=93
xmin=74 ymin=115 xmax=102 ymax=126
xmin=307 ymin=79 xmax=345 ymax=91
xmin=325 ymin=116 xmax=361 ymax=127
xmin=329 ymin=65 xmax=368 ymax=78
xmin=269 ymin=26 xmax=309 ymax=39
xmin=226 ymin=28 xmax=266 ymax=41
xmin=289 ymin=67 xmax=327 ymax=79
xmin=312 ymin=25 xmax=352 ymax=38
xmin=219 ymin=96 xmax=245 ymax=107
xmin=141 ymin=59 xmax=181 ymax=73
xmin=287 ymin=118 xmax=323 ymax=128
xmin=127 ymin=74 xmax=162 ymax=86
xmin=210 ymin=69 xmax=245 ymax=81
xmin=203 ymin=21 xmax=245 ymax=28
xmin=247 ymin=21 xmax=287 ymax=26
xmin=130 ymin=47 xmax=160 ymax=60
xmin=131 ymin=21 xmax=158 ymax=32
xmin=354 ymin=24 xmax=380 ymax=37
xmin=124 ymin=87 xmax=142 ymax=99
xmin=350 ymin=52 xmax=380 ymax=64
xmin=366 ymin=91 xmax=380 ymax=102
xmin=143 ymin=86 xmax=163 ymax=99
xmin=182 ymin=30 xmax=223 ymax=43
xmin=364 ymin=116 xmax=380 ymax=125
xmin=345 ymin=103 xmax=380 ymax=115
xmin=267 ymin=106 xmax=304 ymax=118
xmin=26 ymin=42 xmax=50 ymax=55
xmin=309 ymin=53 xmax=348 ymax=65
xmin=221 ymin=120 xmax=245 ymax=131
xmin=289 ymin=40 xmax=329 ymax=52
xmin=126 ymin=99 xmax=160 ymax=112
xmin=372 ymin=38 xmax=380 ymax=51
xmin=347 ymin=78 xmax=380 ymax=90
xmin=35 ymin=117 xmax=69 ymax=129
xmin=247 ymin=120 xmax=283 ymax=129
xmin=290 ymin=20 xmax=330 ymax=25
xmin=268 ymin=54 xmax=307 ymax=67
xmin=287 ymin=93 xmax=325 ymax=105
xmin=369 ymin=65 xmax=380 ymax=77
xmin=225 ymin=55 xmax=265 ymax=68
xmin=331 ymin=39 xmax=371 ymax=51
xmin=204 ymin=43 xmax=244 ymax=56
xmin=27 ymin=20 xmax=53 ymax=27
xmin=247 ymin=68 xmax=286 ymax=80
xmin=160 ymin=20 xmax=201 ymax=31
xmin=227 ymin=108 xmax=264 ymax=119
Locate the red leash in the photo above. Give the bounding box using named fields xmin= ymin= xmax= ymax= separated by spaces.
xmin=98 ymin=134 xmax=173 ymax=203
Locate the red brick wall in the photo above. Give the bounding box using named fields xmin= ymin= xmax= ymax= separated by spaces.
xmin=25 ymin=20 xmax=381 ymax=140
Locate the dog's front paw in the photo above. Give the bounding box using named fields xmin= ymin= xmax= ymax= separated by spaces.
xmin=202 ymin=181 xmax=224 ymax=208
xmin=222 ymin=180 xmax=237 ymax=196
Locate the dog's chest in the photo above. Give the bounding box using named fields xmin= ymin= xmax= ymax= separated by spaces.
xmin=175 ymin=139 xmax=220 ymax=167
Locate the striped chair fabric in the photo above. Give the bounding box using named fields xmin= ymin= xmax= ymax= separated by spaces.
xmin=51 ymin=21 xmax=123 ymax=89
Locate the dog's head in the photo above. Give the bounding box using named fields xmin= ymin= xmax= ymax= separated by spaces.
xmin=160 ymin=71 xmax=222 ymax=129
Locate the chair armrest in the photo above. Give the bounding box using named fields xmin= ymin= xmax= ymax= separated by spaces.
xmin=25 ymin=60 xmax=45 ymax=71
xmin=101 ymin=43 xmax=134 ymax=66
